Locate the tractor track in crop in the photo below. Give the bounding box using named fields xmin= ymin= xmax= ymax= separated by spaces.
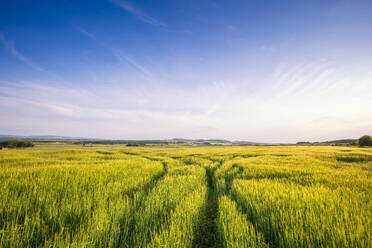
xmin=115 ymin=159 xmax=169 ymax=248
xmin=192 ymin=166 xmax=223 ymax=248
xmin=191 ymin=158 xmax=227 ymax=248
xmin=218 ymin=159 xmax=273 ymax=248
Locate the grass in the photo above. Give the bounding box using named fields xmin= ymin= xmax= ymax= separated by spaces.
xmin=0 ymin=145 xmax=371 ymax=247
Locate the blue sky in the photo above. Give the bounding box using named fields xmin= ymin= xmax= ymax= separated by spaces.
xmin=0 ymin=0 xmax=371 ymax=142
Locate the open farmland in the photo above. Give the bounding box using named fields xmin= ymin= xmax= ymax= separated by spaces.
xmin=0 ymin=145 xmax=371 ymax=247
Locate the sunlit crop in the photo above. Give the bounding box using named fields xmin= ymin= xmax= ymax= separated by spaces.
xmin=0 ymin=145 xmax=371 ymax=247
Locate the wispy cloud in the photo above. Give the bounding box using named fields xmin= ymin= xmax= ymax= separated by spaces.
xmin=109 ymin=0 xmax=166 ymax=27
xmin=74 ymin=25 xmax=153 ymax=77
xmin=1 ymin=73 xmax=371 ymax=142
xmin=74 ymin=26 xmax=97 ymax=41
xmin=0 ymin=33 xmax=46 ymax=72
xmin=0 ymin=81 xmax=223 ymax=139
xmin=114 ymin=52 xmax=152 ymax=76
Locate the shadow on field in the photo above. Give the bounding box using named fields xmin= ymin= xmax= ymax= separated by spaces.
xmin=336 ymin=155 xmax=372 ymax=163
xmin=231 ymin=154 xmax=262 ymax=159
xmin=122 ymin=150 xmax=167 ymax=162
xmin=121 ymin=151 xmax=139 ymax=156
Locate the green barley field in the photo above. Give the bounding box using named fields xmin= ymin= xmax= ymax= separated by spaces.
xmin=0 ymin=144 xmax=371 ymax=247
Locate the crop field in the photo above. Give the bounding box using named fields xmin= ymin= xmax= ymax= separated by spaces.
xmin=0 ymin=145 xmax=371 ymax=247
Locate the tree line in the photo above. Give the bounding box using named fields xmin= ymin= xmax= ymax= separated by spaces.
xmin=0 ymin=140 xmax=34 ymax=148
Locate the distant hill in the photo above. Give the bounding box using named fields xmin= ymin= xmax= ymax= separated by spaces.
xmin=0 ymin=134 xmax=295 ymax=146
xmin=232 ymin=141 xmax=267 ymax=145
xmin=0 ymin=135 xmax=286 ymax=146
xmin=0 ymin=135 xmax=94 ymax=140
xmin=171 ymin=138 xmax=230 ymax=143
xmin=296 ymin=139 xmax=358 ymax=145
xmin=325 ymin=139 xmax=357 ymax=144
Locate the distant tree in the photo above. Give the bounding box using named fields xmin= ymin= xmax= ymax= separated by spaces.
xmin=359 ymin=135 xmax=372 ymax=147
xmin=296 ymin=141 xmax=310 ymax=145
xmin=0 ymin=140 xmax=34 ymax=148
xmin=127 ymin=143 xmax=142 ymax=147
xmin=350 ymin=141 xmax=358 ymax=146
